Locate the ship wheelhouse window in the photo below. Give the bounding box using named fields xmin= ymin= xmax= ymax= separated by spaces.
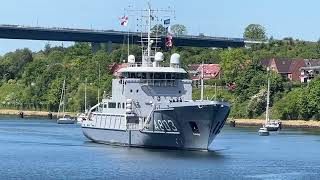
xmin=189 ymin=121 xmax=200 ymax=135
xmin=117 ymin=103 xmax=121 ymax=108
xmin=122 ymin=103 xmax=125 ymax=109
xmin=122 ymin=72 xmax=129 ymax=78
xmin=108 ymin=102 xmax=116 ymax=108
xmin=136 ymin=73 xmax=142 ymax=79
xmin=166 ymin=73 xmax=172 ymax=79
xmin=150 ymin=73 xmax=154 ymax=79
xmin=103 ymin=104 xmax=107 ymax=109
xmin=129 ymin=73 xmax=137 ymax=78
xmin=154 ymin=73 xmax=165 ymax=79
xmin=142 ymin=73 xmax=147 ymax=79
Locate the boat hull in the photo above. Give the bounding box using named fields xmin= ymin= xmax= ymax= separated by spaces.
xmin=258 ymin=131 xmax=269 ymax=136
xmin=266 ymin=126 xmax=279 ymax=131
xmin=82 ymin=103 xmax=230 ymax=150
xmin=57 ymin=118 xmax=75 ymax=124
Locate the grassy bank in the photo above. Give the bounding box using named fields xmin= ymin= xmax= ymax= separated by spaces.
xmin=229 ymin=119 xmax=320 ymax=128
xmin=0 ymin=109 xmax=76 ymax=118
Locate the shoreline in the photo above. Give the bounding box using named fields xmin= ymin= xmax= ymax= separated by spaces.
xmin=1 ymin=109 xmax=319 ymax=129
xmin=0 ymin=109 xmax=76 ymax=118
xmin=228 ymin=119 xmax=320 ymax=129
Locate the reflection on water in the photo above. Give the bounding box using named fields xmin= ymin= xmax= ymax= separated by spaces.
xmin=0 ymin=116 xmax=320 ymax=180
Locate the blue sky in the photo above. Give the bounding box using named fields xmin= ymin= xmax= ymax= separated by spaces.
xmin=0 ymin=0 xmax=319 ymax=54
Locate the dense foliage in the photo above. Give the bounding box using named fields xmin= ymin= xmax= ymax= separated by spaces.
xmin=1 ymin=36 xmax=320 ymax=120
xmin=243 ymin=24 xmax=267 ymax=41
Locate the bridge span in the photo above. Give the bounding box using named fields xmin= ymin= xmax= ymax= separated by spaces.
xmin=0 ymin=24 xmax=245 ymax=49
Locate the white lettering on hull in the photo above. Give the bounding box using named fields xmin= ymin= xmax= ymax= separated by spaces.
xmin=154 ymin=120 xmax=178 ymax=132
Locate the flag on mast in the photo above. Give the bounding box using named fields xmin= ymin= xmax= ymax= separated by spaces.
xmin=165 ymin=34 xmax=173 ymax=48
xmin=164 ymin=19 xmax=170 ymax=25
xmin=120 ymin=16 xmax=128 ymax=26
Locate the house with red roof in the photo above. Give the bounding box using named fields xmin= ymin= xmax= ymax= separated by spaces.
xmin=188 ymin=64 xmax=221 ymax=81
xmin=260 ymin=58 xmax=305 ymax=81
xmin=109 ymin=63 xmax=128 ymax=77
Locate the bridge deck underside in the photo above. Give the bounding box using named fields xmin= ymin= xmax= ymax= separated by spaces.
xmin=0 ymin=26 xmax=245 ymax=48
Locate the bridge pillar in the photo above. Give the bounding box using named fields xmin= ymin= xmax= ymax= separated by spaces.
xmin=91 ymin=42 xmax=101 ymax=53
xmin=107 ymin=41 xmax=112 ymax=54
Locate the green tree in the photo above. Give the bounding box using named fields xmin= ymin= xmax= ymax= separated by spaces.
xmin=243 ymin=24 xmax=267 ymax=41
xmin=273 ymin=89 xmax=301 ymax=120
xmin=151 ymin=24 xmax=167 ymax=35
xmin=171 ymin=24 xmax=187 ymax=36
xmin=0 ymin=48 xmax=33 ymax=80
xmin=220 ymin=49 xmax=249 ymax=84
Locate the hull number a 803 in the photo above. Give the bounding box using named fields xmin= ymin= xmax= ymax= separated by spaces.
xmin=154 ymin=120 xmax=178 ymax=132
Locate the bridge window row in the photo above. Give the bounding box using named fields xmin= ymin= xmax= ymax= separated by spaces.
xmin=121 ymin=72 xmax=188 ymax=80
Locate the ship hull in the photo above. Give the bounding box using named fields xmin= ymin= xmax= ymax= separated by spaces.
xmin=82 ymin=103 xmax=230 ymax=151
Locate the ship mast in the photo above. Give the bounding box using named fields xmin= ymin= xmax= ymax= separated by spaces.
xmin=125 ymin=2 xmax=174 ymax=67
xmin=147 ymin=2 xmax=152 ymax=59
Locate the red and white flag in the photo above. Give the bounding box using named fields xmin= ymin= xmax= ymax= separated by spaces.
xmin=165 ymin=34 xmax=173 ymax=48
xmin=120 ymin=16 xmax=128 ymax=26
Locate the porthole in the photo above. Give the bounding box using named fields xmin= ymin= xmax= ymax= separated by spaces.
xmin=179 ymin=90 xmax=181 ymax=94
xmin=130 ymin=89 xmax=133 ymax=93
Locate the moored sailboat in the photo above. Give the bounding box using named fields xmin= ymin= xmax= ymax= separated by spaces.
xmin=57 ymin=79 xmax=75 ymax=124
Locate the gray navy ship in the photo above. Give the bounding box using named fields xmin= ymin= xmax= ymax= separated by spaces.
xmin=81 ymin=5 xmax=230 ymax=151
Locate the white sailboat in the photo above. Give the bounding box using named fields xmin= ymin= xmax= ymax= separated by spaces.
xmin=263 ymin=68 xmax=280 ymax=131
xmin=77 ymin=79 xmax=88 ymax=124
xmin=57 ymin=79 xmax=75 ymax=124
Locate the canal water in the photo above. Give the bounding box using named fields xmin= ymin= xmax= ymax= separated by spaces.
xmin=0 ymin=116 xmax=319 ymax=180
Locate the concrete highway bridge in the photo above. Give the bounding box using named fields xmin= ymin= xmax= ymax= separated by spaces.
xmin=0 ymin=24 xmax=246 ymax=51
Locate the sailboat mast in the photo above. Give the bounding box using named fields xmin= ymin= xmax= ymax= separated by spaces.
xmin=266 ymin=68 xmax=270 ymax=124
xmin=85 ymin=78 xmax=87 ymax=113
xmin=97 ymin=64 xmax=101 ymax=104
xmin=57 ymin=81 xmax=63 ymax=118
xmin=62 ymin=79 xmax=66 ymax=115
xmin=200 ymin=62 xmax=204 ymax=101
